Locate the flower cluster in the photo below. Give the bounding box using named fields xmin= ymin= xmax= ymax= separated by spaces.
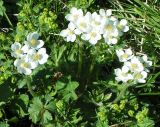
xmin=60 ymin=7 xmax=129 ymax=45
xmin=114 ymin=48 xmax=152 ymax=84
xmin=11 ymin=32 xmax=49 ymax=75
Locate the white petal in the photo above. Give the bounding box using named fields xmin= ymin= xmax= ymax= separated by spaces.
xmin=39 ymin=54 xmax=49 ymax=64
xmin=122 ymin=65 xmax=129 ymax=73
xmin=68 ymin=22 xmax=75 ymax=31
xmin=60 ymin=29 xmax=68 ymax=37
xmin=21 ymin=45 xmax=30 ymax=53
xmin=106 ymin=9 xmax=112 ymax=16
xmin=14 ymin=59 xmax=19 ymax=67
xmin=27 ymin=32 xmax=39 ymax=41
xmin=38 ymin=48 xmax=46 ymax=55
xmin=65 ymin=14 xmax=72 ymax=21
xmin=116 ymin=49 xmax=124 ymax=56
xmin=30 ymin=61 xmax=38 ymax=69
xmin=81 ymin=34 xmax=90 ymax=41
xmin=70 ymin=7 xmax=77 ymax=14
xmin=67 ymin=36 xmax=71 ymax=42
xmin=141 ymin=71 xmax=147 ymax=78
xmin=111 ymin=38 xmax=118 ymax=44
xmin=97 ymin=34 xmax=102 ymax=40
xmin=71 ymin=35 xmax=76 ymax=42
xmin=99 ymin=9 xmax=105 ymax=16
xmin=23 ymin=68 xmax=32 ymax=75
xmin=77 ymin=9 xmax=83 ymax=16
xmin=114 ymin=68 xmax=121 ymax=75
xmin=120 ymin=19 xmax=128 ymax=26
xmin=28 ymin=49 xmax=36 ymax=55
xmin=123 ymin=26 xmax=129 ymax=32
xmin=138 ymin=79 xmax=146 ymax=83
xmin=11 ymin=42 xmax=21 ymax=51
xmin=36 ymin=40 xmax=44 ymax=49
xmin=125 ymin=48 xmax=132 ymax=55
xmin=74 ymin=29 xmax=82 ymax=35
xmin=89 ymin=39 xmax=97 ymax=45
xmin=112 ymin=29 xmax=119 ymax=37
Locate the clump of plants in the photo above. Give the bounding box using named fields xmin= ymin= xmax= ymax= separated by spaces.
xmin=0 ymin=0 xmax=159 ymax=127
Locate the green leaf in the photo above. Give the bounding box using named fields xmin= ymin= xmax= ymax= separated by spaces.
xmin=46 ymin=101 xmax=56 ymax=113
xmin=0 ymin=122 xmax=9 ymax=127
xmin=0 ymin=1 xmax=5 ymax=16
xmin=28 ymin=97 xmax=43 ymax=124
xmin=41 ymin=110 xmax=53 ymax=124
xmin=16 ymin=78 xmax=28 ymax=88
xmin=55 ymin=78 xmax=79 ymax=102
xmin=55 ymin=81 xmax=66 ymax=91
xmin=66 ymin=81 xmax=79 ymax=91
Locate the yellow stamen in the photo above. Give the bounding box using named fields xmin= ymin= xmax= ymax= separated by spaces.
xmin=30 ymin=39 xmax=38 ymax=47
xmin=16 ymin=49 xmax=23 ymax=54
xmin=105 ymin=25 xmax=113 ymax=31
xmin=135 ymin=73 xmax=142 ymax=79
xmin=131 ymin=63 xmax=138 ymax=69
xmin=33 ymin=53 xmax=41 ymax=61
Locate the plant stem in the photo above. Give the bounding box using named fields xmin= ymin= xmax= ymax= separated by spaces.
xmin=77 ymin=42 xmax=83 ymax=79
xmin=113 ymin=83 xmax=131 ymax=103
xmin=3 ymin=11 xmax=13 ymax=27
xmin=139 ymin=92 xmax=160 ymax=96
xmin=26 ymin=76 xmax=36 ymax=97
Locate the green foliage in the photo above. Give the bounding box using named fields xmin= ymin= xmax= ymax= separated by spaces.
xmin=0 ymin=0 xmax=159 ymax=126
xmin=28 ymin=96 xmax=55 ymax=125
xmin=68 ymin=0 xmax=95 ymax=9
xmin=0 ymin=0 xmax=5 ymax=16
xmin=55 ymin=76 xmax=79 ymax=102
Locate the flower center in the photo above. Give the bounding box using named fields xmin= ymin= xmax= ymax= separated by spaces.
xmin=16 ymin=49 xmax=23 ymax=55
xmin=80 ymin=22 xmax=87 ymax=28
xmin=135 ymin=73 xmax=142 ymax=79
xmin=30 ymin=39 xmax=39 ymax=47
xmin=90 ymin=32 xmax=97 ymax=38
xmin=94 ymin=21 xmax=100 ymax=26
xmin=118 ymin=24 xmax=124 ymax=30
xmin=122 ymin=73 xmax=128 ymax=77
xmin=105 ymin=25 xmax=113 ymax=31
xmin=33 ymin=53 xmax=41 ymax=61
xmin=122 ymin=54 xmax=129 ymax=59
xmin=131 ymin=63 xmax=138 ymax=69
xmin=73 ymin=14 xmax=78 ymax=20
xmin=21 ymin=62 xmax=29 ymax=68
xmin=68 ymin=30 xmax=74 ymax=35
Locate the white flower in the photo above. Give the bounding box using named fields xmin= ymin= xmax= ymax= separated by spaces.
xmin=102 ymin=19 xmax=119 ymax=38
xmin=117 ymin=19 xmax=129 ymax=36
xmin=115 ymin=65 xmax=133 ymax=83
xmin=102 ymin=19 xmax=119 ymax=45
xmin=11 ymin=42 xmax=24 ymax=58
xmin=65 ymin=7 xmax=83 ymax=22
xmin=125 ymin=57 xmax=144 ymax=72
xmin=25 ymin=32 xmax=44 ymax=49
xmin=60 ymin=22 xmax=77 ymax=42
xmin=14 ymin=56 xmax=36 ymax=75
xmin=116 ymin=48 xmax=133 ymax=62
xmin=91 ymin=12 xmax=103 ymax=32
xmin=103 ymin=36 xmax=118 ymax=45
xmin=141 ymin=55 xmax=152 ymax=67
xmin=133 ymin=71 xmax=148 ymax=83
xmin=28 ymin=48 xmax=49 ymax=66
xmin=81 ymin=30 xmax=101 ymax=45
xmin=99 ymin=9 xmax=112 ymax=19
xmin=75 ymin=14 xmax=92 ymax=33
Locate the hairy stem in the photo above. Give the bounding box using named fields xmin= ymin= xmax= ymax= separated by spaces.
xmin=77 ymin=42 xmax=83 ymax=79
xmin=3 ymin=11 xmax=13 ymax=27
xmin=113 ymin=83 xmax=132 ymax=103
xmin=26 ymin=76 xmax=36 ymax=97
